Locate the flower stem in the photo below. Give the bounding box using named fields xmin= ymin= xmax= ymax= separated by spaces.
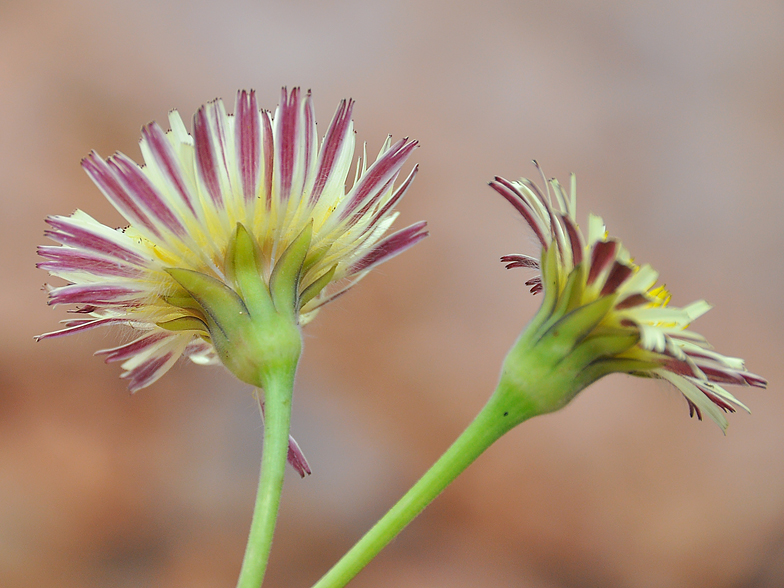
xmin=236 ymin=368 xmax=295 ymax=588
xmin=311 ymin=387 xmax=537 ymax=588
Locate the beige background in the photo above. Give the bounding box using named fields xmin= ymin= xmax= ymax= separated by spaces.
xmin=3 ymin=0 xmax=783 ymax=587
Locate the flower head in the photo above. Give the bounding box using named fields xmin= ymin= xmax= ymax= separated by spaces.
xmin=38 ymin=88 xmax=427 ymax=392
xmin=490 ymin=164 xmax=765 ymax=431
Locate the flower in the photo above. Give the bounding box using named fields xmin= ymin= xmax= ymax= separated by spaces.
xmin=490 ymin=164 xmax=766 ymax=431
xmin=37 ymin=88 xmax=427 ymax=392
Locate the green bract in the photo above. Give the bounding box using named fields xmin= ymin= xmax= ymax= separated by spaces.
xmin=164 ymin=223 xmax=303 ymax=390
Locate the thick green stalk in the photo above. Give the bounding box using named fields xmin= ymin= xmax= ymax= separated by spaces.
xmin=236 ymin=368 xmax=295 ymax=588
xmin=311 ymin=387 xmax=537 ymax=588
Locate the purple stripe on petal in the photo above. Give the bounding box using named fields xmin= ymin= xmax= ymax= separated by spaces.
xmin=194 ymin=106 xmax=223 ymax=207
xmin=34 ymin=317 xmax=128 ymax=341
xmin=82 ymin=152 xmax=162 ymax=239
xmin=48 ymin=284 xmax=147 ymax=306
xmin=44 ymin=217 xmax=150 ymax=266
xmin=693 ymin=382 xmax=736 ymax=413
xmin=561 ymin=214 xmax=584 ymax=266
xmin=110 ymin=154 xmax=187 ymax=237
xmin=287 ymin=435 xmax=312 ymax=478
xmin=363 ymin=165 xmax=418 ymax=235
xmin=489 ymin=179 xmax=548 ymax=248
xmin=276 ymin=87 xmax=300 ymax=203
xmin=741 ymin=373 xmax=767 ymax=388
xmin=236 ymin=90 xmax=261 ymax=204
xmin=345 ymin=176 xmax=396 ymax=229
xmin=686 ymin=397 xmax=702 ymax=420
xmin=309 ymin=99 xmax=354 ymax=206
xmin=348 ymin=221 xmax=428 ymax=274
xmin=302 ymin=91 xmax=316 ymax=189
xmin=500 ymin=254 xmax=540 ymax=270
xmin=697 ymin=365 xmax=747 ymax=386
xmin=67 ymin=306 xmax=99 ymax=314
xmin=196 ymin=99 xmax=235 ymax=211
xmin=96 ymin=332 xmax=171 ymax=363
xmin=615 ymin=293 xmax=649 ymax=310
xmin=600 ymin=261 xmax=633 ymax=296
xmin=663 ymin=357 xmax=702 ymax=379
xmin=123 ymin=350 xmax=177 ymax=392
xmin=519 ymin=176 xmax=549 ymax=209
xmin=525 ymin=276 xmax=543 ymax=295
xmin=339 ymin=139 xmax=417 ymax=222
xmin=141 ymin=122 xmax=198 ymax=216
xmin=587 ymin=240 xmax=618 ymax=286
xmin=37 ymin=247 xmax=145 ymax=278
xmin=261 ymin=111 xmax=274 ymax=208
xmin=492 ymin=175 xmax=525 ymax=200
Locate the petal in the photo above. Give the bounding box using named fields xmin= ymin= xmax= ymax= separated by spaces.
xmin=117 ymin=333 xmax=190 ymax=392
xmin=309 ymin=98 xmax=355 ymax=207
xmin=336 ymin=138 xmax=418 ymax=225
xmin=108 ymin=152 xmax=189 ymax=239
xmin=500 ymin=254 xmax=540 ymax=270
xmin=273 ymin=87 xmax=317 ymax=206
xmin=234 ymin=90 xmax=263 ymax=207
xmin=657 ymin=370 xmax=729 ymax=431
xmin=490 ymin=177 xmax=549 ymax=249
xmin=34 ymin=317 xmax=131 ymax=341
xmin=81 ymin=151 xmax=164 ymax=240
xmin=586 ymin=240 xmax=618 ymax=286
xmin=194 ymin=98 xmax=235 ymax=211
xmin=37 ymin=246 xmax=146 ymax=279
xmin=361 ymin=164 xmax=419 ymax=237
xmin=347 ymin=221 xmax=428 ymax=275
xmin=600 ymin=261 xmax=634 ymax=296
xmin=44 ymin=212 xmax=152 ymax=267
xmin=139 ymin=122 xmax=200 ymax=219
xmin=47 ymin=283 xmax=149 ymax=307
xmin=95 ymin=331 xmax=172 ymax=363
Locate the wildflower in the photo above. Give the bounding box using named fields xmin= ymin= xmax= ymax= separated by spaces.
xmin=490 ymin=165 xmax=766 ymax=430
xmin=37 ymin=88 xmax=427 ymax=392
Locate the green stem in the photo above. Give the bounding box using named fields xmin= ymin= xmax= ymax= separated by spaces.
xmin=236 ymin=368 xmax=295 ymax=588
xmin=311 ymin=387 xmax=537 ymax=588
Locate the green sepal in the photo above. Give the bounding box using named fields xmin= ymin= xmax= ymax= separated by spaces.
xmin=574 ymin=357 xmax=661 ymax=390
xmin=537 ymin=262 xmax=584 ymax=337
xmin=301 ymin=242 xmax=333 ymax=276
xmin=223 ymin=225 xmax=239 ymax=287
xmin=157 ymin=315 xmax=210 ymax=335
xmin=164 ymin=288 xmax=202 ymax=312
xmin=537 ymin=293 xmax=617 ymax=355
xmin=522 ymin=245 xmax=561 ymax=340
xmin=498 ymin=293 xmax=622 ymax=416
xmin=231 ymin=223 xmax=275 ymax=318
xmin=269 ymin=221 xmax=313 ymax=319
xmin=164 ymin=268 xmax=250 ymax=339
xmin=299 ymin=264 xmax=338 ymax=308
xmin=560 ymin=331 xmax=640 ymax=375
xmin=540 ymin=244 xmax=560 ymax=317
xmin=563 ymin=263 xmax=586 ymax=313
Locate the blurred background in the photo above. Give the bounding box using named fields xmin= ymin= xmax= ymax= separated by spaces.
xmin=3 ymin=0 xmax=783 ymax=587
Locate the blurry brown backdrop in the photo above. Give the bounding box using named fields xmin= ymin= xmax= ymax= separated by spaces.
xmin=3 ymin=0 xmax=783 ymax=587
